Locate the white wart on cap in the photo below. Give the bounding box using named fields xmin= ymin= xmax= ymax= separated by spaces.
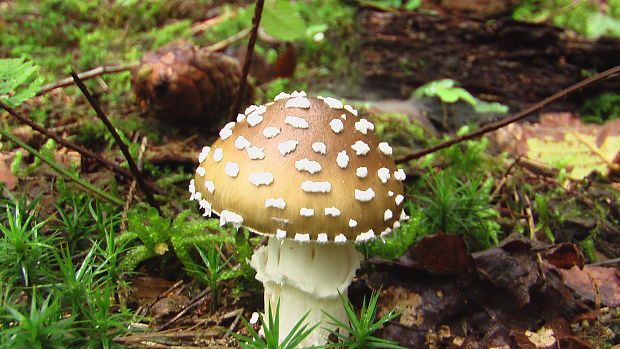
xmin=192 ymin=93 xmax=407 ymax=242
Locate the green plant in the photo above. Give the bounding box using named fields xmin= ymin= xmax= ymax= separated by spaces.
xmin=118 ymin=206 xmax=234 ymax=273
xmin=0 ymin=194 xmax=55 ymax=287
xmin=420 ymin=126 xmax=498 ymax=176
xmin=513 ymin=0 xmax=620 ymax=38
xmin=533 ymin=193 xmax=556 ymax=243
xmin=1 ymin=289 xmax=76 ymax=349
xmin=414 ymin=79 xmax=509 ymax=114
xmin=232 ymin=300 xmax=320 ymax=349
xmin=358 ymin=0 xmax=422 ymax=12
xmin=415 ymin=171 xmax=501 ymax=252
xmin=579 ymin=92 xmax=620 ymax=124
xmin=183 ymin=243 xmax=243 ymax=306
xmin=374 ymin=112 xmax=428 ymax=149
xmin=324 ymin=290 xmax=404 ymax=348
xmin=53 ymin=196 xmax=94 ymax=253
xmin=0 ymin=57 xmax=43 ymax=108
xmin=359 ymin=201 xmax=424 ymax=260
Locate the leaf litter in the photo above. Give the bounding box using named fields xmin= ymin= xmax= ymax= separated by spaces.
xmin=367 ymin=233 xmax=620 ymax=348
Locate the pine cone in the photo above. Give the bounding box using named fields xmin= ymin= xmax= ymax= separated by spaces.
xmin=131 ymin=42 xmax=253 ymax=127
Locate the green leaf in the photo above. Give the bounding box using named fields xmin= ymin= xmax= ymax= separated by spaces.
xmin=404 ymin=0 xmax=422 ymax=11
xmin=414 ymin=78 xmax=456 ymax=98
xmin=586 ymin=12 xmax=620 ymax=38
xmin=0 ymin=57 xmax=43 ymax=107
xmin=261 ymin=0 xmax=308 ymax=41
xmin=436 ymin=87 xmax=477 ymax=105
xmin=473 ymin=100 xmax=509 ymax=114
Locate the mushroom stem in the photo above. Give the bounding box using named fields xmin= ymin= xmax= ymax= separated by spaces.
xmin=250 ymin=237 xmax=363 ymax=346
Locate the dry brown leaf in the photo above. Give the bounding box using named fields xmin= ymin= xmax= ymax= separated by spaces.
xmin=556 ymin=265 xmax=620 ymax=307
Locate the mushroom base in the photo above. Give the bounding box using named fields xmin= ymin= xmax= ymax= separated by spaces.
xmin=250 ymin=237 xmax=363 ymax=346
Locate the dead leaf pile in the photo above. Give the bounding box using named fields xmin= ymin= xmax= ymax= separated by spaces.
xmin=367 ymin=234 xmax=620 ymax=348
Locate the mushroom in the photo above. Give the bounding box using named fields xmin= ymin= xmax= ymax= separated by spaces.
xmin=190 ymin=91 xmax=407 ymax=346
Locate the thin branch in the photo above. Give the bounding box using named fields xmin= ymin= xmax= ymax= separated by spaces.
xmin=71 ymin=71 xmax=161 ymax=212
xmin=157 ymin=287 xmax=211 ymax=331
xmin=204 ymin=27 xmax=252 ymax=52
xmin=0 ymin=127 xmax=124 ymax=205
xmin=191 ymin=9 xmax=239 ymax=35
xmin=395 ymin=64 xmax=620 ymax=164
xmin=230 ymin=0 xmax=265 ymax=120
xmin=37 ymin=64 xmax=137 ymax=96
xmin=0 ymin=100 xmax=163 ymax=195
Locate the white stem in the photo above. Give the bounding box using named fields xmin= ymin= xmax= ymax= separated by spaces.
xmin=250 ymin=237 xmax=363 ymax=346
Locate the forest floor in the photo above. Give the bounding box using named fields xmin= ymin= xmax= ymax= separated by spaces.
xmin=1 ymin=1 xmax=619 ymax=348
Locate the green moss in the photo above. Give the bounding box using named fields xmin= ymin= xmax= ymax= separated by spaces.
xmin=513 ymin=0 xmax=620 ymax=38
xmin=579 ymin=93 xmax=620 ymax=124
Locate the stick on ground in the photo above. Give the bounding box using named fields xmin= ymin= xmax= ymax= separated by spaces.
xmin=0 ymin=100 xmax=163 ymax=195
xmin=395 ymin=64 xmax=620 ymax=164
xmin=71 ymin=71 xmax=161 ymax=212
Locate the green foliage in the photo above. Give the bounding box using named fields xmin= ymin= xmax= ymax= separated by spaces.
xmin=414 ymin=171 xmax=501 ymax=252
xmin=0 ymin=57 xmax=43 ymax=107
xmin=118 ymin=205 xmax=248 ymax=284
xmin=0 ymin=194 xmax=55 ymax=288
xmin=579 ymin=92 xmax=620 ymax=124
xmin=233 ymin=301 xmax=319 ymax=349
xmin=1 ymin=289 xmax=76 ymax=349
xmin=261 ymin=0 xmax=308 ymax=41
xmin=513 ymin=0 xmax=620 ymax=38
xmin=324 ymin=290 xmax=404 ymax=348
xmin=374 ymin=112 xmax=427 ymax=149
xmin=144 ymin=20 xmax=193 ymax=49
xmin=183 ymin=243 xmax=243 ymax=306
xmin=0 ymin=190 xmax=133 ymax=349
xmin=362 ymin=130 xmax=501 ymax=259
xmin=414 ymin=79 xmax=509 ymax=114
xmin=359 ymin=201 xmax=423 ymax=260
xmin=420 ymin=125 xmax=499 ymax=174
xmin=533 ymin=193 xmax=556 ymax=243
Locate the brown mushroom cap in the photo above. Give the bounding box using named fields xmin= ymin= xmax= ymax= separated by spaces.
xmin=190 ymin=92 xmax=407 ymax=243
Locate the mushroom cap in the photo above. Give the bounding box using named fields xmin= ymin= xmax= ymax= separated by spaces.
xmin=191 ymin=91 xmax=407 ymax=243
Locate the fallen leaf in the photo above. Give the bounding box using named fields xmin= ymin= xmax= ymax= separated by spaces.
xmin=556 ymin=265 xmax=620 ymax=307
xmin=152 ymin=294 xmax=190 ymax=319
xmin=542 ymin=243 xmax=584 ymax=269
xmin=131 ymin=276 xmax=176 ymax=303
xmin=472 ymin=239 xmax=539 ymax=306
xmin=411 ymin=233 xmax=472 ymax=274
xmin=491 ymin=113 xmax=620 ymax=180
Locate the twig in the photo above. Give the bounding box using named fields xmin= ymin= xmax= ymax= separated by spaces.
xmin=71 ymin=71 xmax=161 ymax=212
xmin=222 ymin=308 xmax=243 ymax=340
xmin=121 ymin=136 xmax=148 ymax=231
xmin=147 ymin=280 xmax=185 ymax=310
xmin=523 ymin=194 xmax=536 ymax=240
xmin=0 ymin=100 xmax=163 ymax=195
xmin=191 ymin=9 xmax=239 ymax=35
xmin=491 ymin=155 xmax=522 ymax=197
xmin=37 ymin=64 xmax=137 ymax=96
xmin=157 ymin=287 xmax=212 ymax=331
xmin=230 ymin=0 xmax=265 ymax=120
xmin=588 ymin=256 xmax=620 ymax=266
xmin=395 ymin=64 xmax=620 ymax=164
xmin=0 ymin=127 xmax=124 ymax=205
xmin=204 ymin=27 xmax=252 ymax=52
